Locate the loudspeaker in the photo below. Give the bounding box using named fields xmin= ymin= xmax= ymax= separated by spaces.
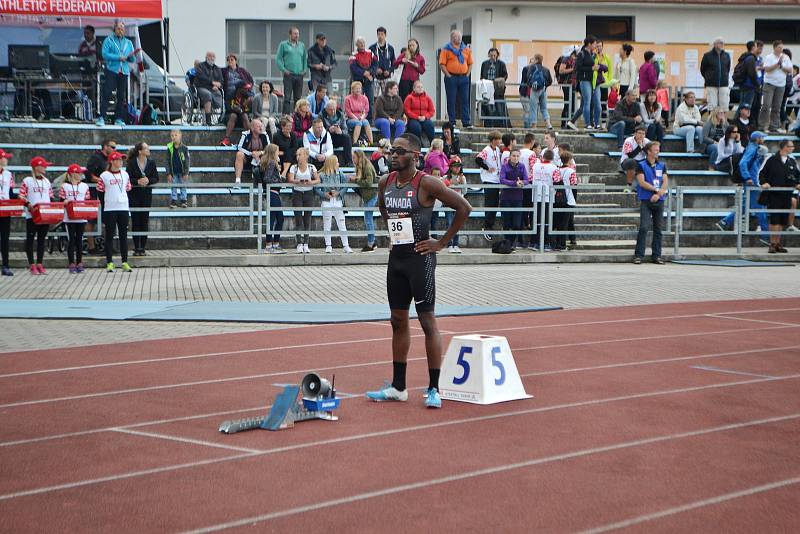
xmin=301 ymin=373 xmax=331 ymax=398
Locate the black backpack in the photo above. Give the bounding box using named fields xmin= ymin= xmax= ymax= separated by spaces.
xmin=729 ymin=151 xmax=745 ymax=183
xmin=732 ymin=54 xmax=750 ymax=86
xmin=491 ymin=239 xmax=513 ymax=254
xmin=554 ymin=56 xmax=567 ymax=84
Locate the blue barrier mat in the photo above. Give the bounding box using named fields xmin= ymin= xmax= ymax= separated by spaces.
xmin=0 ymin=300 xmax=560 ymax=323
xmin=671 ymin=259 xmax=795 ymax=267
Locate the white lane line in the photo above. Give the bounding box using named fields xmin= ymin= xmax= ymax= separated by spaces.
xmin=705 ymin=313 xmax=800 ymax=327
xmin=4 ymin=306 xmax=798 ymax=377
xmin=2 ymin=373 xmax=798 ymax=502
xmin=182 ymin=413 xmax=800 ymax=533
xmin=690 ymin=365 xmax=777 ymax=379
xmin=580 ymin=477 xmax=800 ymax=534
xmin=111 ymin=428 xmax=264 ymax=454
xmin=1 ymin=344 xmax=795 ymax=448
xmin=3 ymin=324 xmax=794 ymax=409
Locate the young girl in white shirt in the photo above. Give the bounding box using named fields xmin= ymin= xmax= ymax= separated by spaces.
xmin=60 ymin=164 xmax=92 ymax=273
xmin=97 ymin=152 xmax=132 ymax=272
xmin=19 ymin=156 xmax=54 ymax=275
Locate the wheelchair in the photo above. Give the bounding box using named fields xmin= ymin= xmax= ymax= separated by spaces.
xmin=181 ymin=77 xmax=225 ymax=126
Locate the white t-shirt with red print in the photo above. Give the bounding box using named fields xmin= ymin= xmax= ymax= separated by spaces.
xmin=531 ymin=160 xmax=561 ymax=203
xmin=19 ymin=175 xmax=53 ymax=219
xmin=60 ymin=181 xmax=92 ymax=223
xmin=97 ymin=170 xmax=132 ymax=212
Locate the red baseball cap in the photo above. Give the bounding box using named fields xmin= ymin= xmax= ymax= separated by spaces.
xmin=67 ymin=164 xmax=87 ymax=174
xmin=29 ymin=156 xmax=53 ymax=168
xmin=108 ymin=152 xmax=125 ymax=161
xmin=0 ymin=149 xmax=12 ymax=159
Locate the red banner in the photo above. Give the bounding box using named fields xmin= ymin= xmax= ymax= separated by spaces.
xmin=0 ymin=0 xmax=162 ymax=19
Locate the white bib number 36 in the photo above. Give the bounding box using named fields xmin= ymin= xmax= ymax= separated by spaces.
xmin=389 ymin=217 xmax=414 ymax=245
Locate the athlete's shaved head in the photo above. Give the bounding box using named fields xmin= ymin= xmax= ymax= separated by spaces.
xmin=398 ymin=133 xmax=422 ymax=153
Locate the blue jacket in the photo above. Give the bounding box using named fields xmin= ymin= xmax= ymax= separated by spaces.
xmin=738 ymin=142 xmax=763 ymax=184
xmin=306 ymin=93 xmax=330 ymax=119
xmin=101 ymin=35 xmax=136 ymax=75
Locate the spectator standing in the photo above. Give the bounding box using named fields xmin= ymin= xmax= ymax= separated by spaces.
xmin=292 ymin=99 xmax=313 ymax=140
xmin=320 ymin=100 xmax=353 ymax=167
xmin=350 ymin=149 xmax=378 ymax=251
xmin=700 ymin=37 xmax=732 ymax=111
xmin=0 ymin=149 xmax=14 ymax=276
xmin=732 ymin=104 xmax=754 ymax=147
xmin=344 ymin=81 xmax=374 ymax=146
xmin=519 ymin=133 xmax=538 ymax=244
xmin=252 ymin=80 xmax=280 ymax=136
xmin=221 ymin=82 xmax=253 ymax=147
xmin=519 ymin=56 xmax=536 ymax=129
xmin=166 ymin=129 xmax=190 ymax=209
xmin=19 ymin=157 xmax=54 ymax=274
xmin=234 ymin=119 xmax=269 ymax=185
xmin=194 ymin=52 xmax=224 ymax=126
xmin=556 ymin=48 xmax=578 ymax=128
xmin=609 ymin=88 xmax=643 ymax=149
xmin=253 ymin=145 xmax=286 ymax=254
xmin=673 ymin=91 xmax=705 ymax=153
xmin=306 ymin=83 xmax=329 ymax=119
xmin=404 ymin=80 xmax=436 ymax=146
xmin=303 ymin=117 xmax=334 ymax=170
xmin=531 ymin=149 xmax=560 ymax=251
xmin=591 ymin=41 xmax=613 ymax=128
xmin=498 ymin=149 xmax=529 ymax=250
xmin=638 ymin=51 xmax=658 ymax=96
xmin=527 ymin=54 xmax=553 ymax=129
xmin=370 ymin=27 xmax=396 ymax=97
xmin=97 ymin=20 xmax=136 ymax=126
xmin=444 ymin=156 xmax=466 ymax=253
xmin=633 ymin=142 xmax=668 ymax=264
xmin=307 ymin=33 xmax=336 ymax=90
xmin=713 ymin=125 xmax=744 ymax=173
xmin=567 ymin=36 xmax=600 ymax=130
xmin=276 ymin=27 xmax=308 ymax=115
xmin=274 ymin=117 xmax=300 ymax=176
xmin=440 ymin=123 xmax=461 ymax=158
xmin=760 ymin=41 xmax=793 ymax=133
xmin=735 ymin=41 xmax=763 ymax=120
xmin=620 ymin=125 xmax=650 ymax=189
xmin=543 ymin=130 xmax=562 ymax=167
xmin=640 ymin=89 xmax=665 ymax=143
xmin=60 ymin=164 xmax=90 ymax=273
xmin=374 ymin=81 xmax=406 ymax=141
xmin=439 ymin=30 xmax=473 ymax=128
xmin=480 ymin=48 xmax=509 ymax=98
xmin=97 ymin=152 xmax=133 ymax=272
xmin=84 ymin=138 xmax=116 ymax=253
xmin=717 ymin=131 xmax=769 ymax=240
xmin=615 ymin=43 xmax=637 ymax=97
xmin=126 ymin=142 xmax=159 ymax=256
xmin=394 ymin=38 xmax=426 ymax=102
xmin=703 ymin=108 xmax=729 ymax=169
xmin=316 ymin=156 xmax=353 ymax=254
xmin=78 ymin=25 xmax=97 ymax=58
xmin=349 ymin=37 xmax=378 ymax=118
xmin=476 ymin=131 xmax=503 ymax=240
xmin=759 ymin=139 xmax=799 ymax=252
xmin=553 ymin=149 xmax=578 ymax=251
xmin=287 ymin=147 xmax=320 ymax=253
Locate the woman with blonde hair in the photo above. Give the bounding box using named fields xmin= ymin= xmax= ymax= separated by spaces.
xmin=291 ymin=99 xmax=313 ymax=140
xmin=703 ymin=107 xmax=729 ymax=169
xmin=349 ymin=148 xmax=378 ymax=251
xmin=316 ymin=156 xmax=352 ymax=253
xmin=344 ymin=81 xmax=373 ymax=146
xmin=254 ymin=144 xmax=285 ymax=253
xmin=287 ymin=147 xmax=320 ymax=253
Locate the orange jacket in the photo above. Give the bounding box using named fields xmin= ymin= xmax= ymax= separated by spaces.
xmin=403 ymin=91 xmax=435 ymax=120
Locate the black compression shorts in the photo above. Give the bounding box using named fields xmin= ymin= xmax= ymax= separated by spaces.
xmin=387 ymin=252 xmax=436 ymax=313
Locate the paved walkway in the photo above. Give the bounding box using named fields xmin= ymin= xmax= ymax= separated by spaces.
xmin=1 ymin=262 xmax=798 ymax=352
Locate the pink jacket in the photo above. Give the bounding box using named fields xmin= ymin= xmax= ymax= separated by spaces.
xmin=423 ymin=150 xmax=450 ymax=176
xmin=344 ymin=94 xmax=370 ymax=120
xmin=639 ymin=62 xmax=658 ymax=94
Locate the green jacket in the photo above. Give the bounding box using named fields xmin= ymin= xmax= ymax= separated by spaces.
xmin=166 ymin=142 xmax=190 ymax=176
xmin=354 ymin=166 xmax=377 ymax=203
xmin=276 ymin=40 xmax=308 ymax=75
xmin=593 ymin=53 xmax=613 ymax=88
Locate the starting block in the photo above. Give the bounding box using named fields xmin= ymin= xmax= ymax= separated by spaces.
xmin=218 ymin=373 xmax=340 ymax=433
xmin=439 ymin=335 xmax=531 ymax=405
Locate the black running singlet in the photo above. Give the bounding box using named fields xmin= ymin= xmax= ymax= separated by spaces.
xmin=383 ymin=171 xmax=434 ymax=255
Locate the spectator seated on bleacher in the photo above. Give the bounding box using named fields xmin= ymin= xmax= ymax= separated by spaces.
xmin=292 ymin=99 xmax=313 ymax=140
xmin=703 ymin=108 xmax=730 ymax=170
xmin=641 ymin=89 xmax=665 ymax=143
xmin=222 ymin=54 xmax=254 ymax=103
xmin=673 ymin=91 xmax=705 ymax=153
xmin=303 ymin=118 xmax=334 ymax=170
xmin=221 ymin=83 xmax=253 ymax=147
xmin=712 ymin=125 xmax=744 ymax=173
xmin=608 ymin=88 xmax=642 ymax=149
xmin=274 ymin=117 xmax=300 ymax=176
xmin=440 ymin=122 xmax=461 ymax=158
xmin=619 ymin=125 xmax=649 ymax=188
xmin=320 ymin=100 xmax=354 ymax=167
xmin=195 ymin=52 xmax=225 ymax=125
xmin=306 ymin=83 xmax=329 ymax=119
xmin=345 ymin=81 xmax=374 ymax=147
xmin=404 ymin=80 xmax=436 ymax=147
xmin=234 ymin=118 xmax=269 ymax=185
xmin=252 ymin=81 xmax=280 ymax=136
xmin=374 ymin=81 xmax=406 ymax=142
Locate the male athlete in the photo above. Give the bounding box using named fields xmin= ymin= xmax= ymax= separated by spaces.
xmin=366 ymin=133 xmax=472 ymax=408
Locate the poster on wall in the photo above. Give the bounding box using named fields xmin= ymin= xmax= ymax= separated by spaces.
xmin=517 ymin=56 xmax=528 ymax=82
xmin=500 ymin=43 xmax=514 ymax=65
xmin=684 ymin=48 xmax=704 ymax=90
xmin=655 ymin=53 xmax=667 ymax=80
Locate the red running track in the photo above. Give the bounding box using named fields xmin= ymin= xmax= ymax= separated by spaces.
xmin=1 ymin=298 xmax=799 ymax=533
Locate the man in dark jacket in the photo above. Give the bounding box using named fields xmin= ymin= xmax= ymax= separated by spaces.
xmin=736 ymin=41 xmax=763 ymax=121
xmin=732 ymin=104 xmax=754 ymax=147
xmin=195 ymin=51 xmax=224 ymax=124
xmin=608 ymin=89 xmax=643 ymax=148
xmin=369 ymin=27 xmax=396 ymax=87
xmin=308 ymin=33 xmax=337 ymax=90
xmin=700 ymin=37 xmax=732 ymax=111
xmin=567 ymin=36 xmax=600 ymax=130
xmin=759 ymin=139 xmax=799 ymax=252
xmin=479 ymin=48 xmax=508 ymax=81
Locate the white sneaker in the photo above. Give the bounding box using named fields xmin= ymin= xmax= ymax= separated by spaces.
xmin=325 ymin=246 xmax=333 ymax=254
xmin=566 ymin=121 xmax=578 ymax=131
xmin=343 ymin=246 xmax=354 ymax=253
xmin=296 ymin=244 xmax=304 ymax=254
xmin=303 ymin=243 xmax=310 ymax=254
xmin=447 ymin=246 xmax=454 ymax=253
xmin=452 ymin=246 xmax=462 ymax=254
xmin=786 ymin=226 xmax=799 ymax=232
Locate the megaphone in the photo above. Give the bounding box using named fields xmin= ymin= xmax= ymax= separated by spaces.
xmin=301 ymin=373 xmax=332 ymax=399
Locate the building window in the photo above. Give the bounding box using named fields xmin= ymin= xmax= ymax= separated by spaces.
xmin=586 ymin=16 xmax=634 ymax=42
xmin=755 ymin=19 xmax=800 ymax=44
xmin=226 ymin=20 xmax=353 ymax=95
